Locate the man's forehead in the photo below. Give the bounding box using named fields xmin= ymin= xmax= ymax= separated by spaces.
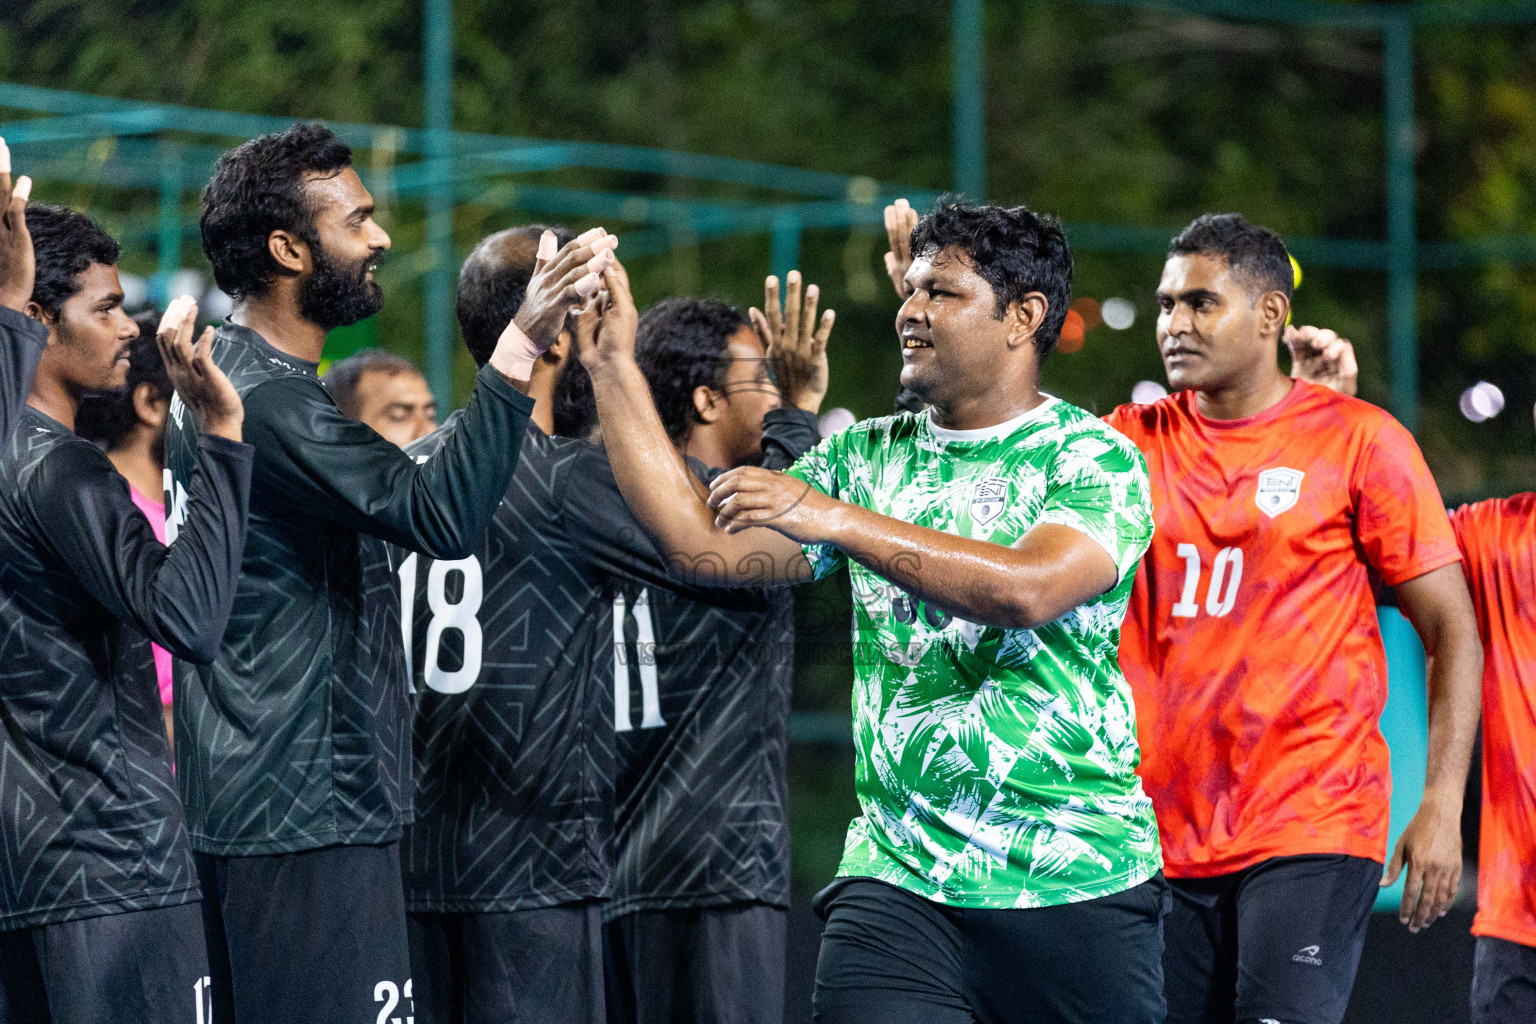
xmin=362 ymin=367 xmax=431 ymax=399
xmin=725 ymin=326 xmax=766 ymax=362
xmin=1158 ymin=252 xmax=1233 ymax=295
xmin=907 ymin=247 xmax=977 ymax=284
xmin=72 ymin=262 xmax=124 ymax=299
xmin=304 ymin=166 xmax=372 ymax=215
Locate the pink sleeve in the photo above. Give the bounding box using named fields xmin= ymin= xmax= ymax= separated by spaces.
xmin=129 ymin=485 xmax=174 ymax=706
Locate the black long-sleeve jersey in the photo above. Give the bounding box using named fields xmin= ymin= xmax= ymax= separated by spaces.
xmin=0 ymin=407 xmax=252 ymax=929
xmin=398 ymin=420 xmax=676 ymax=912
xmin=398 ymin=408 xmax=816 ymax=913
xmin=605 ymin=411 xmax=815 ymax=918
xmin=164 ymin=323 xmax=533 ymax=856
xmin=0 ymin=305 xmax=47 ymax=439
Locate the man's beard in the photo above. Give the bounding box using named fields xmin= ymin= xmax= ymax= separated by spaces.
xmin=299 ymin=240 xmax=384 ymax=330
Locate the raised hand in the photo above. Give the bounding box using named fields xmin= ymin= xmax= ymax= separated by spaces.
xmin=494 ymin=227 xmax=616 ymax=374
xmin=1285 ymin=325 xmax=1358 ymax=397
xmin=0 ymin=138 xmax=35 ymax=313
xmin=571 ymin=294 xmax=603 ymax=367
xmin=157 ymin=296 xmax=243 ymax=442
xmin=883 ymin=198 xmax=918 ymax=300
xmin=574 ymin=256 xmax=639 ymax=370
xmin=750 ymin=270 xmax=834 ymax=414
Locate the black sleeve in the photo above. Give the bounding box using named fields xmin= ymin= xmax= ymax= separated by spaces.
xmin=27 ymin=434 xmax=253 ymax=664
xmin=758 ymin=407 xmax=821 ymax=471
xmin=561 ymin=442 xmax=680 ymax=589
xmin=241 ymin=364 xmax=534 ymax=559
xmin=0 ymin=305 xmax=47 ymax=440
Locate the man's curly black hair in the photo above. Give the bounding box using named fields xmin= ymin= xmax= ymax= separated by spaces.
xmin=1168 ymin=213 xmax=1293 ymax=302
xmin=26 ymin=204 xmax=120 ymax=319
xmin=76 ymin=310 xmax=171 ymax=453
xmin=200 ymin=122 xmax=354 ymax=301
xmin=634 ymin=297 xmax=750 ymax=442
xmin=455 ymin=223 xmax=576 ymax=368
xmin=909 ymin=195 xmax=1073 ymax=357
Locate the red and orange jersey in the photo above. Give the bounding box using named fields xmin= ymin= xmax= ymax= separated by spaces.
xmin=1450 ymin=495 xmax=1536 ymax=948
xmin=1106 ymin=380 xmax=1461 ymax=878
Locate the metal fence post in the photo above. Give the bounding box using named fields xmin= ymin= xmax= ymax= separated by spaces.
xmin=158 ymin=142 xmax=181 ymax=306
xmin=424 ymin=0 xmax=455 ymax=412
xmin=953 ymin=0 xmax=985 ymax=200
xmin=1384 ymin=12 xmax=1418 ymax=432
xmin=771 ymin=209 xmax=802 ymax=284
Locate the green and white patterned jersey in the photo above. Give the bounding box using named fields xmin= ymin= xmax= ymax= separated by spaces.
xmin=783 ymin=396 xmax=1160 ymax=909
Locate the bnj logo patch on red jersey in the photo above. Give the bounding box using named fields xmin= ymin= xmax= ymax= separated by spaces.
xmin=1255 ymin=467 xmax=1304 ymax=518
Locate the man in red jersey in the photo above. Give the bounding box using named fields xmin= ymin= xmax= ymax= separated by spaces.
xmin=1444 ymin=419 xmax=1536 ymax=1024
xmin=1257 ymin=338 xmax=1536 ymax=1024
xmin=1106 ymin=214 xmax=1482 ymax=1024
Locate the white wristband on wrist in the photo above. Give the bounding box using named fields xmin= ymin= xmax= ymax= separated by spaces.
xmin=489 ymin=319 xmax=541 ymax=382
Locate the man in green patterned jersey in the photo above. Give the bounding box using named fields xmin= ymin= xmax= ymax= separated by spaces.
xmin=579 ymin=200 xmax=1167 ymax=1024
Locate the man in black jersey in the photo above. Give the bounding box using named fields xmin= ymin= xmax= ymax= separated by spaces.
xmin=0 ymin=205 xmax=252 ymax=1024
xmin=164 ymin=124 xmax=616 ymax=1024
xmin=0 ymin=138 xmax=43 ymax=436
xmin=397 ymin=229 xmax=827 ymax=1024
xmin=602 ymin=276 xmax=831 ymax=1024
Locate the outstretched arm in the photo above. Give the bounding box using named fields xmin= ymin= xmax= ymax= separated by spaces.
xmin=239 ymin=231 xmax=619 ymax=559
xmin=708 ymin=467 xmax=1117 ymax=629
xmin=35 ymin=438 xmax=252 ymax=665
xmin=1381 ymin=563 xmax=1482 ymax=933
xmin=578 ymin=261 xmax=811 ymax=588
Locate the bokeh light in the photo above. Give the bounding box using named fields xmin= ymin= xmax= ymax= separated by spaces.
xmin=1459 ymin=381 xmax=1505 ymax=422
xmin=1058 ymin=309 xmax=1086 ymax=353
xmin=818 ymin=407 xmax=856 ymax=438
xmin=1101 ymin=297 xmax=1136 ymax=330
xmin=1071 ymin=296 xmax=1103 ymax=332
xmin=119 ymin=272 xmax=148 ymax=312
xmin=202 ymin=286 xmax=235 ymax=322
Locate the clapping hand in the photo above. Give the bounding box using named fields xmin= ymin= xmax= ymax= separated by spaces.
xmin=572 ymin=256 xmax=638 ymax=369
xmin=492 ymin=227 xmax=619 ymax=386
xmin=157 ymin=296 xmax=243 ymax=442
